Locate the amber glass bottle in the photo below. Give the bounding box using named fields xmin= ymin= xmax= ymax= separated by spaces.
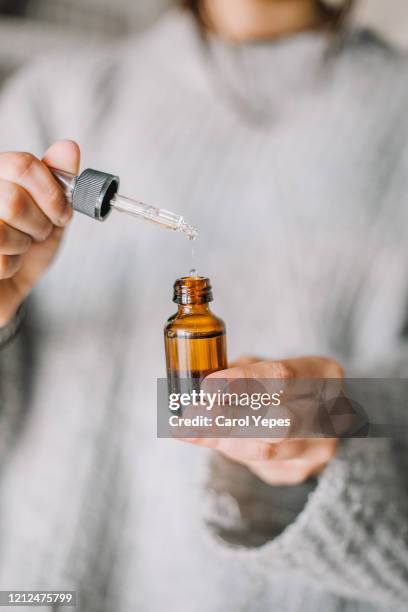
xmin=164 ymin=275 xmax=227 ymax=394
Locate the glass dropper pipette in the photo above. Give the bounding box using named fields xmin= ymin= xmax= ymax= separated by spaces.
xmin=110 ymin=193 xmax=198 ymax=240
xmin=51 ymin=167 xmax=198 ymax=240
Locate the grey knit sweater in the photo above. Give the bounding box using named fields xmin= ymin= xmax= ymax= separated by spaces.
xmin=0 ymin=8 xmax=407 ymax=611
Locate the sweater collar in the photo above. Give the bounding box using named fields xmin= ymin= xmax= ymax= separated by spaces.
xmin=203 ymin=28 xmax=336 ymax=124
xmin=152 ymin=9 xmax=362 ymax=125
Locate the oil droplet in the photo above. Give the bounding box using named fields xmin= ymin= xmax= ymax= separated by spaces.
xmin=189 ymin=268 xmax=198 ymax=278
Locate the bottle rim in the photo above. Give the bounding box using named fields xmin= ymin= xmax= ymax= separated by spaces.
xmin=173 ymin=276 xmax=213 ymax=305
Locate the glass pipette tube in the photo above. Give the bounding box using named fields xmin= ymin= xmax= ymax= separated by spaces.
xmin=110 ymin=194 xmax=198 ymax=240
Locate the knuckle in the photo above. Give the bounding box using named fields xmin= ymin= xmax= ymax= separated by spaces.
xmin=7 ymin=189 xmax=28 ymax=221
xmin=6 ymin=152 xmax=36 ymax=180
xmin=269 ymin=361 xmax=294 ymax=380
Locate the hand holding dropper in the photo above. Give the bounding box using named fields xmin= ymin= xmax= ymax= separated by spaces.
xmin=0 ymin=141 xmax=197 ymax=331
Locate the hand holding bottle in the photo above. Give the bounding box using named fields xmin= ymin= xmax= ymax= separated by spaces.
xmin=180 ymin=355 xmax=343 ymax=485
xmin=0 ymin=140 xmax=79 ymax=326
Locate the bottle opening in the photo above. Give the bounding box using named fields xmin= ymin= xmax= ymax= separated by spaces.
xmin=173 ymin=276 xmax=213 ymax=305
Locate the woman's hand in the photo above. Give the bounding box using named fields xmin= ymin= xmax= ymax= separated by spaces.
xmin=0 ymin=140 xmax=80 ymax=326
xmin=181 ymin=356 xmax=343 ymax=486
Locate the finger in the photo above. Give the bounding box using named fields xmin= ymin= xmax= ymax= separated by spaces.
xmin=12 ymin=226 xmax=65 ymax=299
xmin=177 ymin=438 xmax=285 ymax=464
xmin=193 ymin=438 xmax=279 ymax=463
xmin=203 ymin=359 xmax=295 ymax=383
xmin=0 ymin=254 xmax=23 ymax=279
xmin=41 ymin=140 xmax=80 ymax=226
xmin=249 ymin=438 xmax=337 ymax=462
xmin=42 ymin=139 xmax=80 ymax=175
xmin=281 ymin=356 xmax=344 ymax=379
xmin=291 ymin=438 xmax=338 ymax=463
xmin=219 ymin=439 xmax=279 ymax=462
xmin=0 ymin=221 xmax=31 ymax=255
xmin=204 ymin=357 xmax=343 ymax=384
xmin=254 ymin=439 xmax=308 ymax=461
xmin=252 ymin=437 xmax=337 ymax=462
xmin=248 ymin=439 xmax=337 ymax=484
xmin=0 ymin=147 xmax=73 ymax=228
xmin=0 ymin=180 xmax=52 ymax=242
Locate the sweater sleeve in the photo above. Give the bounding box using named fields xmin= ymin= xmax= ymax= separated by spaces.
xmin=0 ymin=310 xmax=32 ymax=465
xmin=205 ymin=437 xmax=408 ymax=607
xmin=204 ymin=344 xmax=408 ymax=607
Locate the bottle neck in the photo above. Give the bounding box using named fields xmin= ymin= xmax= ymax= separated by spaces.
xmin=178 ymin=303 xmax=211 ymax=316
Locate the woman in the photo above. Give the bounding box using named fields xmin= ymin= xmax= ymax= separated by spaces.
xmin=0 ymin=0 xmax=406 ymax=610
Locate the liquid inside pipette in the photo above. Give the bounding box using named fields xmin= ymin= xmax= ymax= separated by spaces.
xmin=111 ymin=193 xmax=198 ymax=241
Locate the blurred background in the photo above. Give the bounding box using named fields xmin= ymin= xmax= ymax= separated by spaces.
xmin=0 ymin=0 xmax=407 ymax=84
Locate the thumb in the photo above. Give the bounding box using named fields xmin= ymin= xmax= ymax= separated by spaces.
xmin=42 ymin=139 xmax=80 ymax=174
